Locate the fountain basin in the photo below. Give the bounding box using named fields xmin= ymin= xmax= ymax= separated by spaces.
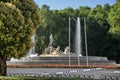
xmin=7 ymin=55 xmax=116 ymax=65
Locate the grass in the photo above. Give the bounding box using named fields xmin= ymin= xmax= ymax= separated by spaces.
xmin=0 ymin=76 xmax=94 ymax=80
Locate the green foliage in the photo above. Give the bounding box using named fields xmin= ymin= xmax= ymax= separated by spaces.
xmin=117 ymin=0 xmax=120 ymax=3
xmin=77 ymin=6 xmax=91 ymax=17
xmin=35 ymin=5 xmax=53 ymax=54
xmin=107 ymin=1 xmax=120 ymax=63
xmin=108 ymin=1 xmax=120 ymax=39
xmin=0 ymin=76 xmax=94 ymax=80
xmin=0 ymin=2 xmax=25 ymax=57
xmin=87 ymin=4 xmax=111 ymax=56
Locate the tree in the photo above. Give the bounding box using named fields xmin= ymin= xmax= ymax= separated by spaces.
xmin=88 ymin=4 xmax=111 ymax=56
xmin=0 ymin=0 xmax=40 ymax=76
xmin=0 ymin=2 xmax=25 ymax=76
xmin=107 ymin=0 xmax=120 ymax=63
xmin=35 ymin=5 xmax=55 ymax=54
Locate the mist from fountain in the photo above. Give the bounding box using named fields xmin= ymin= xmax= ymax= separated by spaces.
xmin=26 ymin=34 xmax=37 ymax=57
xmin=75 ymin=17 xmax=82 ymax=56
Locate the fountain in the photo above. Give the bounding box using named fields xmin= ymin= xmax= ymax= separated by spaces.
xmin=7 ymin=17 xmax=116 ymax=66
xmin=76 ymin=17 xmax=82 ymax=57
xmin=76 ymin=17 xmax=82 ymax=65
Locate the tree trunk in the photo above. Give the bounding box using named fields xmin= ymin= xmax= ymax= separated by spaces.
xmin=0 ymin=55 xmax=7 ymax=76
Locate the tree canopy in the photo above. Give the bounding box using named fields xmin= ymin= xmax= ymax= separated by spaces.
xmin=0 ymin=2 xmax=25 ymax=58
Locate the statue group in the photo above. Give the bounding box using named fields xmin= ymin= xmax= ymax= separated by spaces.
xmin=44 ymin=34 xmax=70 ymax=55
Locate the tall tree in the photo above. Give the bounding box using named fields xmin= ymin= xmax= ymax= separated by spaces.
xmin=88 ymin=4 xmax=111 ymax=56
xmin=0 ymin=2 xmax=25 ymax=76
xmin=36 ymin=5 xmax=55 ymax=54
xmin=107 ymin=0 xmax=120 ymax=63
xmin=0 ymin=0 xmax=40 ymax=76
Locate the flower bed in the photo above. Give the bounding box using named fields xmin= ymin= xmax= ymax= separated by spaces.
xmin=7 ymin=64 xmax=120 ymax=69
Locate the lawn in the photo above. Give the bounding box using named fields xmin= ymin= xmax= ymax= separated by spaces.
xmin=0 ymin=76 xmax=94 ymax=80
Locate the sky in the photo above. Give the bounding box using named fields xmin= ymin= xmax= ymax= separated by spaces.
xmin=34 ymin=0 xmax=116 ymax=10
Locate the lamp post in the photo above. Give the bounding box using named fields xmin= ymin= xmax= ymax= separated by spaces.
xmin=84 ymin=17 xmax=88 ymax=66
xmin=69 ymin=17 xmax=71 ymax=66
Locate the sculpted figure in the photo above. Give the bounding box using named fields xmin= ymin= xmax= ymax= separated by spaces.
xmin=63 ymin=46 xmax=70 ymax=54
xmin=48 ymin=34 xmax=53 ymax=47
